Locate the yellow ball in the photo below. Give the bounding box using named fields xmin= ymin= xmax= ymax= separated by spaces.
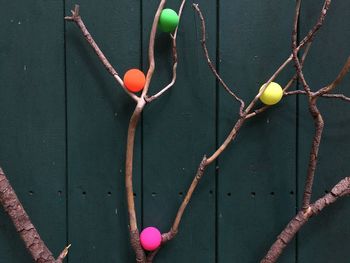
xmin=259 ymin=82 xmax=283 ymax=105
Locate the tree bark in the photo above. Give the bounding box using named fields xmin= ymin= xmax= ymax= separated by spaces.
xmin=0 ymin=168 xmax=61 ymax=263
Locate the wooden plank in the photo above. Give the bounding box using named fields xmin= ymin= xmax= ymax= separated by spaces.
xmin=65 ymin=0 xmax=141 ymax=262
xmin=142 ymin=0 xmax=216 ymax=262
xmin=298 ymin=1 xmax=350 ymax=262
xmin=0 ymin=0 xmax=66 ymax=262
xmin=218 ymin=1 xmax=297 ymax=262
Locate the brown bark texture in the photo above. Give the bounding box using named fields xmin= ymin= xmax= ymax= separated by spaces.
xmin=0 ymin=168 xmax=67 ymax=263
xmin=261 ymin=177 xmax=350 ymax=263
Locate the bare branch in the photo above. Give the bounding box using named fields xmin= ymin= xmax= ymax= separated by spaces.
xmin=246 ymin=42 xmax=312 ymax=119
xmin=246 ymin=0 xmax=331 ymax=113
xmin=292 ymin=0 xmax=312 ymax=95
xmin=64 ymin=2 xmax=344 ymax=263
xmin=244 ymin=55 xmax=293 ymax=114
xmin=284 ymin=90 xmax=307 ymax=96
xmin=141 ymin=1 xmax=167 ymax=98
xmin=289 ymin=1 xmax=333 ymax=210
xmin=193 ymin=3 xmax=245 ymax=115
xmin=283 ymin=89 xmax=348 ymax=200
xmin=322 ymin=93 xmax=350 ymax=101
xmin=65 ymin=5 xmax=139 ymax=102
xmin=125 ymin=101 xmax=146 ymax=263
xmin=291 ymin=0 xmax=332 ymax=95
xmin=298 ymin=0 xmax=332 ymax=49
xmin=315 ymin=56 xmax=350 ymax=96
xmin=55 ymin=244 xmax=71 ymax=263
xmin=261 ymin=176 xmax=350 ymax=263
xmin=285 ymin=91 xmax=350 ymax=102
xmin=302 ymin=97 xmax=324 ymax=209
xmin=0 ymin=168 xmax=60 ymax=263
xmin=159 ymin=1 xmax=335 ymax=250
xmin=146 ymin=0 xmax=187 ymax=102
xmin=125 ymin=1 xmax=167 ymax=262
xmin=161 ymin=156 xmax=207 ymax=243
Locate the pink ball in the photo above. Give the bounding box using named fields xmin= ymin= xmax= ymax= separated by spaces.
xmin=140 ymin=227 xmax=162 ymax=251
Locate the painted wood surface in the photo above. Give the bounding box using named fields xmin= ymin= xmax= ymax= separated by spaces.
xmin=0 ymin=0 xmax=349 ymax=262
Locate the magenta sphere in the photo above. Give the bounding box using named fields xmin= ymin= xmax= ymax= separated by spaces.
xmin=140 ymin=227 xmax=162 ymax=251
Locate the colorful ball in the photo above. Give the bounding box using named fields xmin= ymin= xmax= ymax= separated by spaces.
xmin=158 ymin=8 xmax=179 ymax=33
xmin=259 ymin=82 xmax=283 ymax=105
xmin=140 ymin=227 xmax=162 ymax=251
xmin=123 ymin=69 xmax=146 ymax=93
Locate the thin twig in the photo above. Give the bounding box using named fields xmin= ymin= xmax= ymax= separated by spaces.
xmin=244 ymin=55 xmax=294 ymax=114
xmin=292 ymin=0 xmax=312 ymax=95
xmin=292 ymin=0 xmax=331 ymax=95
xmin=65 ymin=5 xmax=139 ymax=102
xmin=56 ymin=244 xmax=72 ymax=263
xmin=315 ymin=56 xmax=350 ymax=96
xmin=246 ymin=42 xmax=312 ymax=119
xmin=141 ymin=1 xmax=167 ymax=98
xmin=298 ymin=0 xmax=332 ymax=49
xmin=146 ymin=0 xmax=187 ymax=102
xmin=245 ymin=0 xmax=330 ymax=113
xmin=284 ymin=90 xmax=307 ymax=96
xmin=193 ymin=3 xmax=245 ymax=115
xmin=161 ymin=156 xmax=207 ymax=243
xmin=285 ymin=91 xmax=350 ymax=102
xmin=322 ymin=93 xmax=350 ymax=101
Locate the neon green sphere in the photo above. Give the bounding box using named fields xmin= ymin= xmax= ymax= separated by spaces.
xmin=159 ymin=9 xmax=179 ymax=33
xmin=259 ymin=82 xmax=283 ymax=105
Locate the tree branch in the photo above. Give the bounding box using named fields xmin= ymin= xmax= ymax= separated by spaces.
xmin=156 ymin=1 xmax=337 ymax=253
xmin=0 ymin=168 xmax=68 ymax=263
xmin=285 ymin=56 xmax=350 ymax=210
xmin=246 ymin=42 xmax=312 ymax=119
xmin=302 ymin=97 xmax=324 ymax=209
xmin=193 ymin=3 xmax=245 ymax=115
xmin=146 ymin=0 xmax=187 ymax=102
xmin=298 ymin=0 xmax=332 ymax=49
xmin=292 ymin=0 xmax=312 ymax=95
xmin=124 ymin=1 xmax=167 ymax=262
xmin=285 ymin=91 xmax=350 ymax=102
xmin=161 ymin=156 xmax=207 ymax=243
xmin=141 ymin=1 xmax=167 ymax=98
xmin=322 ymin=93 xmax=350 ymax=101
xmin=289 ymin=0 xmax=332 ymax=211
xmin=245 ymin=0 xmax=330 ymax=114
xmin=315 ymin=56 xmax=350 ymax=96
xmin=300 ymin=56 xmax=350 ymax=210
xmin=55 ymin=244 xmax=71 ymax=263
xmin=261 ymin=176 xmax=350 ymax=263
xmin=65 ymin=5 xmax=139 ymax=102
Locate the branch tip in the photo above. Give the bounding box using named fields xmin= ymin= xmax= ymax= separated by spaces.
xmin=56 ymin=244 xmax=72 ymax=261
xmin=65 ymin=4 xmax=80 ymax=21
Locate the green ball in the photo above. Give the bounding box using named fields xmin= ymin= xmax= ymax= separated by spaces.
xmin=158 ymin=9 xmax=179 ymax=33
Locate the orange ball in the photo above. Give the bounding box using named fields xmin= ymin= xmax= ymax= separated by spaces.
xmin=123 ymin=69 xmax=146 ymax=93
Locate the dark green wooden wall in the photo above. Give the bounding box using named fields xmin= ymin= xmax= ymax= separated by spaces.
xmin=0 ymin=0 xmax=349 ymax=262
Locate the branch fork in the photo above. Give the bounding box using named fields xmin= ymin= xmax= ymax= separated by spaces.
xmin=63 ymin=1 xmax=350 ymax=263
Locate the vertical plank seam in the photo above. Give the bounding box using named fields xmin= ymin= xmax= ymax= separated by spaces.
xmin=62 ymin=0 xmax=69 ymax=261
xmin=215 ymin=0 xmax=220 ymax=262
xmin=140 ymin=0 xmax=145 ymax=231
xmin=295 ymin=1 xmax=301 ymax=262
